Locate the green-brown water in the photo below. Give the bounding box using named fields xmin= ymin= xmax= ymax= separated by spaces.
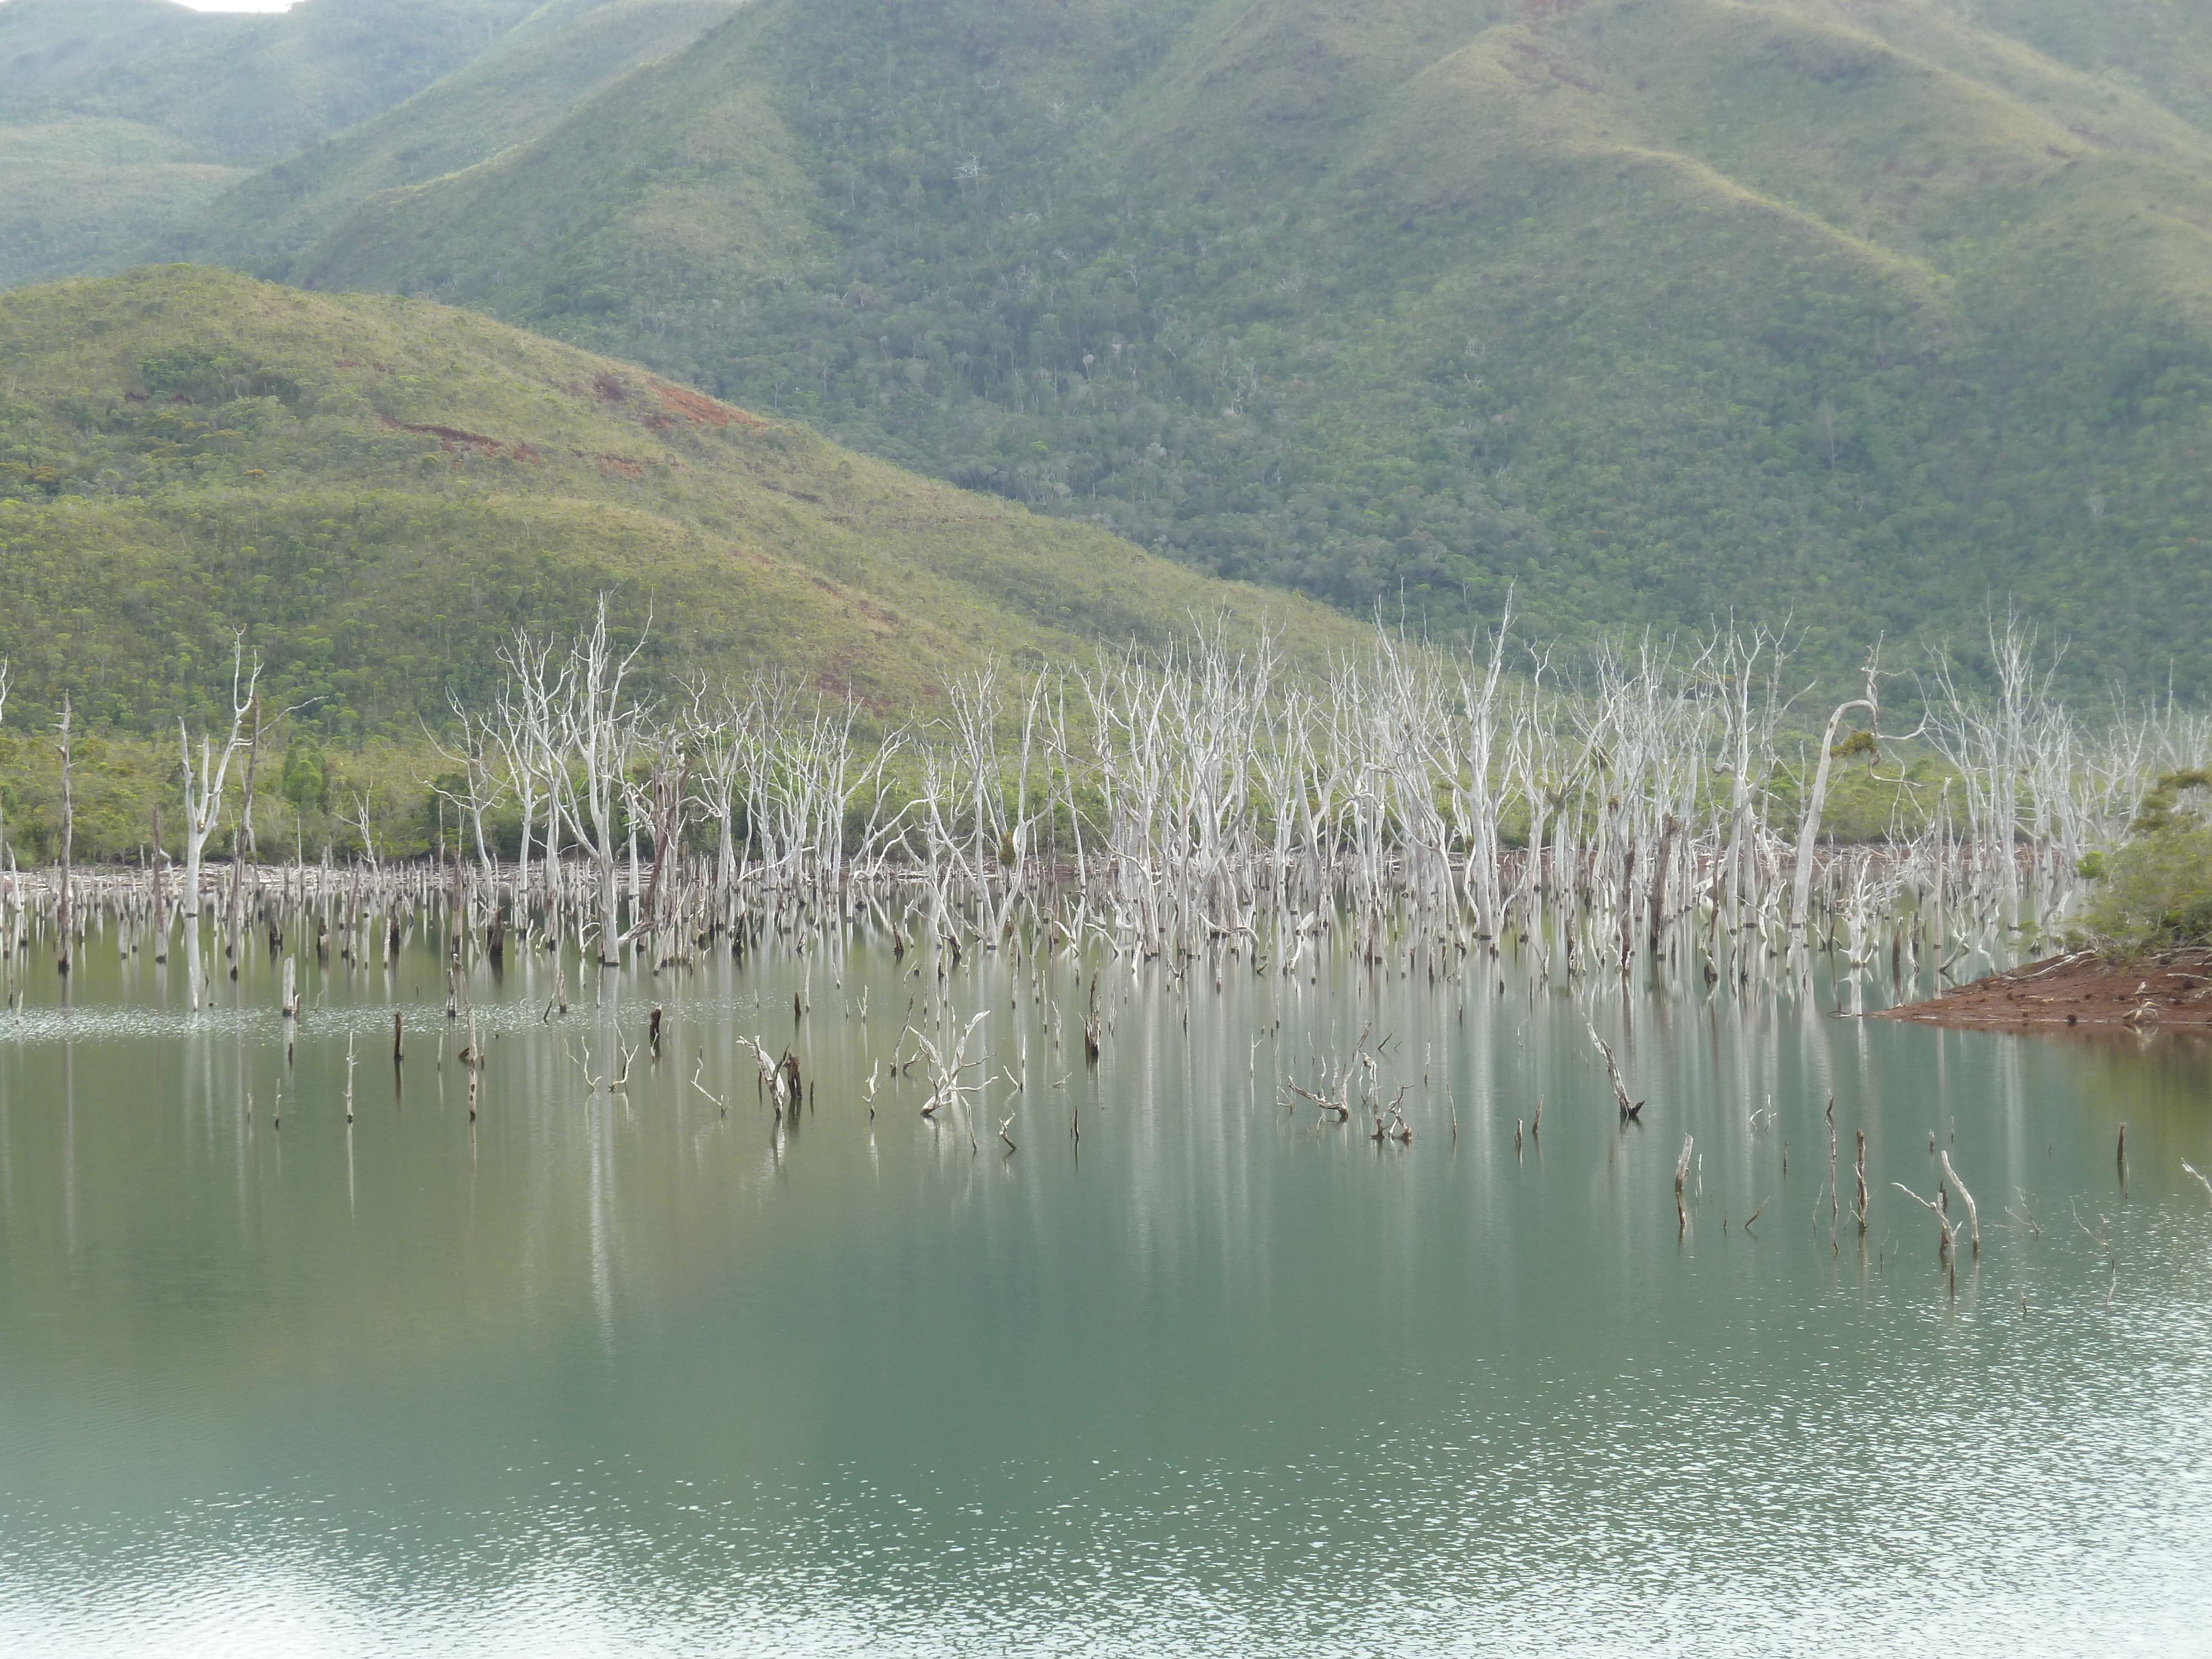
xmin=2 ymin=928 xmax=2209 ymax=1655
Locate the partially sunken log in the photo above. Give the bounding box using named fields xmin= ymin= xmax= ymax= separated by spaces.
xmin=1583 ymin=1012 xmax=1644 ymax=1122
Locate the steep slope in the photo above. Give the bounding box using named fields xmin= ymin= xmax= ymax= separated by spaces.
xmin=289 ymin=18 xmax=820 ymax=319
xmin=0 ymin=266 xmax=1349 ymax=740
xmin=246 ymin=0 xmax=2212 ymax=696
xmin=153 ymin=0 xmax=742 ymax=281
xmin=0 ymin=0 xmax=619 ymax=289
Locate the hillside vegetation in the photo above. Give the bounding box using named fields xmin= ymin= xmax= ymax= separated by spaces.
xmin=0 ymin=0 xmax=641 ymax=288
xmin=175 ymin=0 xmax=2212 ymax=698
xmin=0 ymin=265 xmax=1353 ymax=748
xmin=2082 ymin=768 xmax=2212 ymax=952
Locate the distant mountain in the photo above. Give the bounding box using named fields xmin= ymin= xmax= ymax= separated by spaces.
xmin=152 ymin=0 xmax=742 ymax=280
xmin=153 ymin=0 xmax=2208 ymax=696
xmin=0 ymin=0 xmax=638 ymax=287
xmin=0 ymin=114 xmax=251 ymax=290
xmin=0 ymin=267 xmax=1346 ymax=738
xmin=0 ymin=0 xmax=568 ymax=159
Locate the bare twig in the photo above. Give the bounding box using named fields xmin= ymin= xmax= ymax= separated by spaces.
xmin=1939 ymin=1148 xmax=1980 ymax=1256
xmin=1583 ymin=1009 xmax=1644 ymax=1122
xmin=2183 ymin=1160 xmax=2212 ymax=1209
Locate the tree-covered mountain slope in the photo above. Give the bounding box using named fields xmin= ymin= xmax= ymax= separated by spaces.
xmin=0 ymin=266 xmax=1349 ymax=739
xmin=0 ymin=0 xmax=640 ymax=288
xmin=197 ymin=0 xmax=2212 ymax=696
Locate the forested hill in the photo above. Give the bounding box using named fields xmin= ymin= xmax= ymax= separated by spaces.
xmin=0 ymin=267 xmax=1350 ymax=739
xmin=170 ymin=0 xmax=2212 ymax=699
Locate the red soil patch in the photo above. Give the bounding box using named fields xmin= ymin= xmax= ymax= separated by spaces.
xmin=1878 ymin=948 xmax=2212 ymax=1031
xmin=652 ymin=380 xmax=764 ymax=428
xmin=394 ymin=419 xmax=499 ymax=447
xmin=380 ymin=415 xmax=539 ymax=462
xmin=814 ymin=668 xmax=891 ymax=713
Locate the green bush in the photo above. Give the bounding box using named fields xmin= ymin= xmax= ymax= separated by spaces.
xmin=2084 ymin=770 xmax=2212 ymax=952
xmin=280 ymin=733 xmax=327 ymax=813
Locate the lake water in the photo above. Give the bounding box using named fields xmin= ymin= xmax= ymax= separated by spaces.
xmin=2 ymin=922 xmax=2209 ymax=1656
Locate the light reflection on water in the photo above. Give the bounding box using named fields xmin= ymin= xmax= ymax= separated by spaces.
xmin=1 ymin=927 xmax=2208 ymax=1655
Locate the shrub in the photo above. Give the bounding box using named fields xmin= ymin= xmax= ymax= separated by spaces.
xmin=280 ymin=733 xmax=328 ymax=813
xmin=2083 ymin=770 xmax=2212 ymax=952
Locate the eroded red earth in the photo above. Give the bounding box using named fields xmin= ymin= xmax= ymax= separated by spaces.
xmin=1879 ymin=948 xmax=2212 ymax=1030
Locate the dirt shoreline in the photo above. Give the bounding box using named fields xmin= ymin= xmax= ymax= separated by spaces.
xmin=1876 ymin=948 xmax=2212 ymax=1031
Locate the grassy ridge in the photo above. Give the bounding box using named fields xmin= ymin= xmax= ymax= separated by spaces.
xmin=0 ymin=265 xmax=1357 ymax=753
xmin=210 ymin=0 xmax=2212 ymax=697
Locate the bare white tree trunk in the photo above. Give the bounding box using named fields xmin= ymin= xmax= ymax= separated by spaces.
xmin=179 ymin=640 xmax=261 ymax=937
xmin=560 ymin=597 xmax=646 ymax=966
xmin=1792 ymin=697 xmax=1875 ymax=937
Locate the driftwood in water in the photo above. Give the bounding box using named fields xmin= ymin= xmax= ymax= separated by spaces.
xmin=1583 ymin=1011 xmax=1643 ymax=1122
xmin=1939 ymin=1149 xmax=1980 ymax=1257
xmin=1855 ymin=1130 xmax=1868 ymax=1235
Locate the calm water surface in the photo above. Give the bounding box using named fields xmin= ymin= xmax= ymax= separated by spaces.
xmin=2 ymin=924 xmax=2209 ymax=1655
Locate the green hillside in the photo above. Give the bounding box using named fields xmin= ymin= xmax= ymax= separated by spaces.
xmin=206 ymin=0 xmax=2212 ymax=697
xmin=0 ymin=265 xmax=1352 ymax=744
xmin=0 ymin=0 xmax=627 ymax=288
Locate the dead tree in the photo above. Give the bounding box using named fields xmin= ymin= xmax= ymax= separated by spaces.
xmin=495 ymin=628 xmax=569 ymax=915
xmin=1582 ymin=1009 xmax=1644 ymax=1121
xmin=54 ymin=692 xmax=71 ymax=975
xmin=178 ymin=639 xmax=261 ymax=921
xmin=0 ymin=659 xmax=12 ymax=866
xmin=559 ymin=597 xmax=648 ymax=966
